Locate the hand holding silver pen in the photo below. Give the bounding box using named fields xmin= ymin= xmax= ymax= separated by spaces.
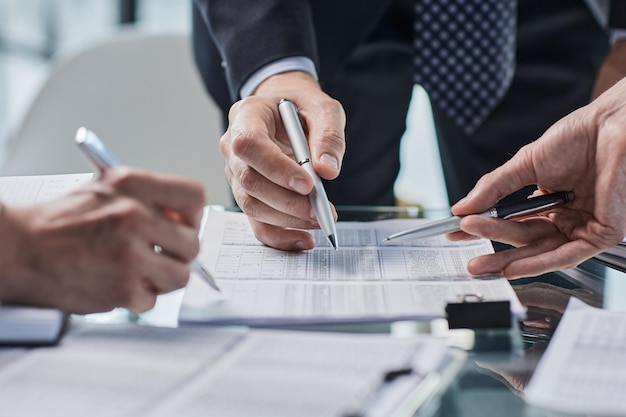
xmin=278 ymin=99 xmax=339 ymax=249
xmin=75 ymin=127 xmax=220 ymax=292
xmin=384 ymin=191 xmax=575 ymax=242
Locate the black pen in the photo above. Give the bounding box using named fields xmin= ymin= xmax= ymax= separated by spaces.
xmin=74 ymin=127 xmax=221 ymax=292
xmin=383 ymin=191 xmax=575 ymax=242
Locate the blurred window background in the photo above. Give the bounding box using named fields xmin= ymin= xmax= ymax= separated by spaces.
xmin=0 ymin=0 xmax=190 ymax=162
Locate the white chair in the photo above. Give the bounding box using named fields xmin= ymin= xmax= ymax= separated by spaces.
xmin=1 ymin=28 xmax=231 ymax=205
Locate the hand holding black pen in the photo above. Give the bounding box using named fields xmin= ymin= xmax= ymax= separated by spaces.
xmin=384 ymin=192 xmax=574 ymax=242
xmin=75 ymin=127 xmax=220 ymax=292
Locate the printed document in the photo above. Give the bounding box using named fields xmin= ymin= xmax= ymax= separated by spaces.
xmin=180 ymin=209 xmax=524 ymax=324
xmin=525 ymin=298 xmax=626 ymax=415
xmin=0 ymin=322 xmax=460 ymax=417
xmin=0 ymin=173 xmax=93 ymax=206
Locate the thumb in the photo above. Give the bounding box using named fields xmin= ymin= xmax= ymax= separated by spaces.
xmin=300 ymin=97 xmax=346 ymax=180
xmin=452 ymin=143 xmax=537 ymax=216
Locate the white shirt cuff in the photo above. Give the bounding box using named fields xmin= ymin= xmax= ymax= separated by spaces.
xmin=611 ymin=29 xmax=626 ymax=44
xmin=240 ymin=57 xmax=318 ymax=98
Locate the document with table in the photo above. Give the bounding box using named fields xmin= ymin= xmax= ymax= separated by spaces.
xmin=0 ymin=173 xmax=93 ymax=205
xmin=180 ymin=209 xmax=525 ymax=325
xmin=0 ymin=173 xmax=92 ymax=345
xmin=525 ymin=298 xmax=626 ymax=415
xmin=0 ymin=321 xmax=464 ymax=417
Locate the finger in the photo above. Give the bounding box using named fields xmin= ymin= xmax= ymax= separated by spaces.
xmin=146 ymin=217 xmax=201 ymax=263
xmin=446 ymin=230 xmax=482 ymax=241
xmin=229 ymin=155 xmax=316 ymax=221
xmin=459 ymin=215 xmax=557 ymax=247
xmin=126 ymin=292 xmax=158 ymax=313
xmin=296 ymin=98 xmax=346 ymax=180
xmin=467 ymin=235 xmax=599 ymax=278
xmin=232 ymin=183 xmax=319 ymax=230
xmin=502 ymin=239 xmax=603 ymax=278
xmin=104 ymin=168 xmax=207 ymax=227
xmin=109 ymin=196 xmax=200 ymax=263
xmin=141 ymin=251 xmax=191 ymax=295
xmin=467 ymin=235 xmax=566 ymax=276
xmin=123 ymin=277 xmax=159 ymax=313
xmin=228 ymin=99 xmax=314 ymax=196
xmin=249 ymin=219 xmax=316 ymax=251
xmin=452 ymin=143 xmax=538 ymax=215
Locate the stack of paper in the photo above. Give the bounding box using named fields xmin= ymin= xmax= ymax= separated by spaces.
xmin=180 ymin=209 xmax=524 ymax=325
xmin=525 ymin=298 xmax=626 ymax=415
xmin=0 ymin=322 xmax=462 ymax=417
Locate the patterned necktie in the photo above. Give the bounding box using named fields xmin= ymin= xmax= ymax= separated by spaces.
xmin=413 ymin=0 xmax=516 ymax=134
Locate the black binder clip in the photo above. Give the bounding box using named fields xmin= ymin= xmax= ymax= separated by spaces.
xmin=445 ymin=293 xmax=511 ymax=330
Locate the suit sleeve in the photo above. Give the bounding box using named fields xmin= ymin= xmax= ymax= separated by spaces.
xmin=609 ymin=0 xmax=626 ymax=29
xmin=193 ymin=0 xmax=319 ymax=99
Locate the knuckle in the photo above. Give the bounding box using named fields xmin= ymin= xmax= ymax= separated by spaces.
xmin=224 ymin=164 xmax=233 ymax=183
xmin=132 ymin=297 xmax=157 ymax=314
xmin=219 ymin=132 xmax=230 ymax=157
xmin=228 ymin=98 xmax=248 ymax=118
xmin=238 ymin=166 xmax=262 ymax=194
xmin=179 ymin=237 xmax=201 ymax=262
xmin=113 ymin=278 xmax=137 ymax=307
xmin=172 ymin=266 xmax=191 ymax=288
xmin=281 ymin=196 xmax=302 ymax=218
xmin=317 ymin=99 xmax=346 ymax=152
xmin=115 ymin=201 xmax=148 ymax=232
xmin=321 ymin=96 xmax=344 ymax=118
xmin=107 ymin=167 xmax=141 ymax=191
xmin=230 ymin=129 xmax=257 ymax=159
xmin=189 ymin=238 xmax=201 ymax=258
xmin=237 ymin=194 xmax=258 ymax=219
xmin=187 ymin=183 xmax=208 ymax=209
xmin=318 ymin=127 xmax=346 ymax=152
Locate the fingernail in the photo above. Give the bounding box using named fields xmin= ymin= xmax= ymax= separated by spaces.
xmin=289 ymin=177 xmax=309 ymax=194
xmin=320 ymin=153 xmax=339 ymax=170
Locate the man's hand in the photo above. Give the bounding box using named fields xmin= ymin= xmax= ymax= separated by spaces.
xmin=450 ymin=77 xmax=626 ymax=278
xmin=220 ymin=71 xmax=345 ymax=250
xmin=0 ymin=168 xmax=206 ymax=314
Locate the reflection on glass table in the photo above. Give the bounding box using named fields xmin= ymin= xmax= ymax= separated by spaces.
xmin=75 ymin=205 xmax=626 ymax=417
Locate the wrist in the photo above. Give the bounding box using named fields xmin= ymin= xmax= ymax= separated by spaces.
xmin=254 ymin=71 xmax=321 ymax=98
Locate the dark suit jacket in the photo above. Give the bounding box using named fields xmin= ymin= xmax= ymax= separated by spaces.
xmin=192 ymin=0 xmax=609 ymax=205
xmin=192 ymin=0 xmax=392 ymax=113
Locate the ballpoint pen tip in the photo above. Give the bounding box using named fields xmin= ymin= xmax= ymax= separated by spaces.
xmin=198 ymin=265 xmax=221 ymax=292
xmin=327 ymin=234 xmax=338 ymax=250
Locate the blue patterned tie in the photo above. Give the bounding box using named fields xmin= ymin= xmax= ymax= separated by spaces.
xmin=413 ymin=0 xmax=516 ymax=134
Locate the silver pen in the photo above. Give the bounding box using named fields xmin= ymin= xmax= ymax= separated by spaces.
xmin=74 ymin=127 xmax=221 ymax=292
xmin=278 ymin=99 xmax=338 ymax=249
xmin=384 ymin=191 xmax=575 ymax=242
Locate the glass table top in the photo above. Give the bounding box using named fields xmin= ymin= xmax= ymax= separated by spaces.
xmin=77 ymin=205 xmax=626 ymax=417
